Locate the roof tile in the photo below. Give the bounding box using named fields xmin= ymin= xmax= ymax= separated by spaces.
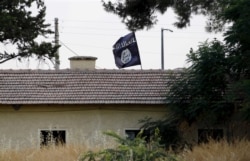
xmin=0 ymin=69 xmax=174 ymax=105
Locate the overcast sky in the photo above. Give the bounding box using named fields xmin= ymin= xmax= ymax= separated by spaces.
xmin=0 ymin=0 xmax=223 ymax=70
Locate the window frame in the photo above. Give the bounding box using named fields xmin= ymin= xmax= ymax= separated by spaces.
xmin=39 ymin=129 xmax=67 ymax=147
xmin=124 ymin=128 xmax=150 ymax=142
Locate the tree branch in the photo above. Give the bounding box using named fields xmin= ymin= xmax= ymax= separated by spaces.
xmin=0 ymin=54 xmax=19 ymax=64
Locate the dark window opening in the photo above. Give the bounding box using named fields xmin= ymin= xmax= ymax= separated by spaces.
xmin=40 ymin=130 xmax=66 ymax=147
xmin=125 ymin=129 xmax=150 ymax=143
xmin=198 ymin=129 xmax=223 ymax=144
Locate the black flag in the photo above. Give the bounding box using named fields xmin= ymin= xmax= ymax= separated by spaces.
xmin=113 ymin=32 xmax=141 ymax=68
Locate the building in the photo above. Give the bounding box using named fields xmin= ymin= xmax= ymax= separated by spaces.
xmin=0 ymin=56 xmax=170 ymax=149
xmin=0 ymin=56 xmax=249 ymax=150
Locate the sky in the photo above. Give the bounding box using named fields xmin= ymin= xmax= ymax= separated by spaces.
xmin=0 ymin=0 xmax=224 ymax=70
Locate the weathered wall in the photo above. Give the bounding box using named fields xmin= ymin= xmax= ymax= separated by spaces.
xmin=0 ymin=104 xmax=167 ymax=150
xmin=179 ymin=120 xmax=250 ymax=146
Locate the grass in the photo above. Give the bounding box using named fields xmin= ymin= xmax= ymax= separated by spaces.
xmin=0 ymin=140 xmax=250 ymax=161
xmin=0 ymin=144 xmax=87 ymax=161
xmin=181 ymin=139 xmax=250 ymax=161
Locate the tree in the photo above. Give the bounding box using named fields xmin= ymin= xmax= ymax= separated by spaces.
xmin=223 ymin=0 xmax=250 ymax=79
xmin=102 ymin=0 xmax=228 ymax=31
xmin=0 ymin=0 xmax=59 ymax=64
xmin=167 ymin=40 xmax=235 ymax=126
xmin=222 ymin=0 xmax=250 ymax=121
xmin=141 ymin=39 xmax=239 ymax=148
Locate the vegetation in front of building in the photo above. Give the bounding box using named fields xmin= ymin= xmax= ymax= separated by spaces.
xmin=79 ymin=129 xmax=177 ymax=161
xmin=0 ymin=132 xmax=249 ymax=161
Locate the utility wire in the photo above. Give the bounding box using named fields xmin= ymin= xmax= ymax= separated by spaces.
xmin=59 ymin=40 xmax=79 ymax=56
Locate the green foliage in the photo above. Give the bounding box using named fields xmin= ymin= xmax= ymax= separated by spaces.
xmin=102 ymin=0 xmax=228 ymax=31
xmin=167 ymin=40 xmax=235 ymax=126
xmin=139 ymin=116 xmax=182 ymax=151
xmin=222 ymin=0 xmax=250 ymax=120
xmin=0 ymin=0 xmax=59 ymax=64
xmin=102 ymin=0 xmax=159 ymax=31
xmin=223 ymin=0 xmax=250 ymax=79
xmin=79 ymin=129 xmax=177 ymax=161
xmin=227 ymin=79 xmax=250 ymax=120
xmin=187 ymin=40 xmax=228 ymax=100
xmin=166 ymin=37 xmax=249 ymax=128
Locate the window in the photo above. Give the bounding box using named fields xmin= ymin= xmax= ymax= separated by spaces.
xmin=125 ymin=129 xmax=150 ymax=142
xmin=198 ymin=129 xmax=223 ymax=144
xmin=40 ymin=130 xmax=66 ymax=147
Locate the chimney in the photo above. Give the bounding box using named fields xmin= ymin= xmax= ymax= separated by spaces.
xmin=69 ymin=56 xmax=97 ymax=70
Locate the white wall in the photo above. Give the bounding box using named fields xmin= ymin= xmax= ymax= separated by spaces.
xmin=0 ymin=104 xmax=167 ymax=150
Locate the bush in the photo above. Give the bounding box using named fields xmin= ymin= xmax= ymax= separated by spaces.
xmin=79 ymin=128 xmax=177 ymax=161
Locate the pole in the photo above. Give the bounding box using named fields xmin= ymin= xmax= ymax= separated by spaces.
xmin=54 ymin=18 xmax=60 ymax=70
xmin=161 ymin=29 xmax=164 ymax=70
xmin=161 ymin=28 xmax=173 ymax=70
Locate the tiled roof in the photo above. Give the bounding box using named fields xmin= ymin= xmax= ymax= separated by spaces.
xmin=0 ymin=69 xmax=173 ymax=105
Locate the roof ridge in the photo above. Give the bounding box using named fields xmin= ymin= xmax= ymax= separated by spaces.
xmin=0 ymin=69 xmax=176 ymax=73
